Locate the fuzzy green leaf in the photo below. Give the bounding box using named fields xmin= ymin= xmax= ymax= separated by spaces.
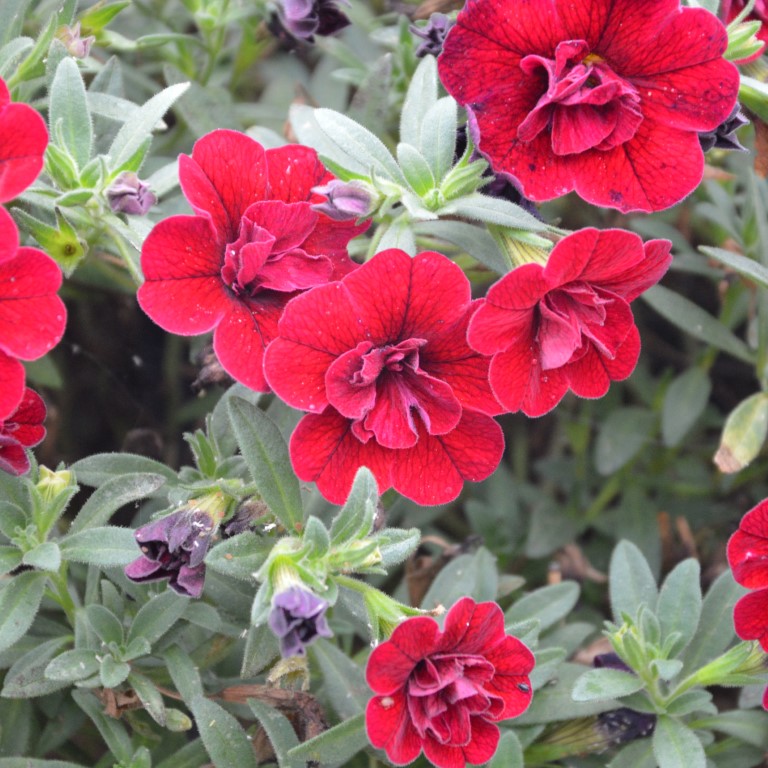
xmin=652 ymin=716 xmax=706 ymax=768
xmin=49 ymin=58 xmax=92 ymax=170
xmin=0 ymin=572 xmax=48 ymax=654
xmin=610 ymin=540 xmax=659 ymax=622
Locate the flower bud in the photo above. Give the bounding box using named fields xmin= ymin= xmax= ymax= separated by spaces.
xmin=106 ymin=172 xmax=157 ymax=216
xmin=271 ymin=0 xmax=350 ymax=43
xmin=311 ymin=180 xmax=377 ymax=221
xmin=57 ymin=23 xmax=96 ymax=59
xmin=268 ymin=585 xmax=333 ymax=657
xmin=411 ymin=13 xmax=455 ymax=58
xmin=36 ymin=466 xmax=74 ymax=503
xmin=699 ymin=104 xmax=749 ymax=153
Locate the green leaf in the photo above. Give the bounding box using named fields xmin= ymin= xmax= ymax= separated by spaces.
xmin=0 ymin=0 xmax=34 ymax=45
xmin=439 ymin=192 xmax=547 ymax=231
xmin=0 ymin=761 xmax=88 ymax=768
xmin=400 ymin=56 xmax=438 ymax=148
xmin=100 ymin=654 xmax=130 ymax=688
xmin=505 ymin=581 xmax=580 ymax=632
xmin=420 ymin=548 xmax=499 ymax=609
xmin=20 ymin=541 xmax=60 ymax=572
xmin=155 ymin=740 xmax=209 ymax=768
xmin=44 ymin=649 xmax=100 ymax=682
xmin=163 ymin=645 xmax=204 ymax=702
xmin=650 ymin=658 xmax=684 ymax=681
xmin=79 ymin=1 xmax=130 ymax=31
xmin=286 ymin=713 xmax=367 ymax=766
xmin=572 ymin=668 xmax=646 ymax=702
xmin=72 ymin=688 xmax=133 ymax=764
xmin=594 ymin=406 xmax=656 ymax=475
xmin=487 ymin=731 xmax=524 ymax=768
xmin=662 ymin=368 xmax=712 ymax=447
xmin=656 ymin=559 xmax=702 ymax=655
xmin=397 ymin=142 xmax=435 ymax=197
xmin=329 ymin=467 xmax=377 ymax=545
xmin=303 ymin=516 xmax=331 ymax=557
xmin=240 ymin=623 xmax=279 ymax=676
xmin=49 ymin=58 xmax=92 ymax=170
xmin=71 ymin=452 xmax=176 ymax=487
xmin=700 ymin=245 xmax=768 ymax=290
xmin=192 ymin=696 xmax=260 ymax=768
xmin=127 ymin=588 xmax=188 ymax=647
xmin=311 ymin=639 xmax=370 ymax=719
xmin=86 ymin=604 xmax=124 ymax=645
xmin=714 ymin=392 xmax=768 ymax=473
xmin=0 ymin=37 xmax=33 ymax=80
xmin=0 ymin=571 xmax=48 ymax=654
xmin=643 ymin=285 xmax=754 ymax=364
xmin=228 ymin=397 xmax=303 ymax=532
xmin=416 ymin=219 xmax=509 ymax=274
xmin=608 ymin=739 xmax=657 ymax=768
xmin=694 ymin=710 xmax=768 ymax=750
xmin=108 ymin=82 xmax=189 ymax=172
xmin=682 ymin=569 xmax=746 ymax=673
xmin=59 ymin=526 xmax=138 ymax=566
xmin=69 ymin=473 xmax=167 ymax=533
xmin=206 ymin=532 xmax=270 ymax=581
xmin=610 ymin=540 xmax=659 ymax=622
xmin=128 ymin=670 xmax=166 ymax=725
xmin=2 ymin=636 xmax=71 ymax=697
xmin=0 ymin=546 xmax=22 ymax=577
xmin=421 ymin=97 xmax=458 ymax=182
xmin=377 ymin=218 xmax=418 ymax=254
xmin=246 ymin=698 xmax=300 ymax=767
xmin=652 ymin=716 xmax=706 ymax=768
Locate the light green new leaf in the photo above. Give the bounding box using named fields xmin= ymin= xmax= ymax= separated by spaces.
xmin=400 ymin=56 xmax=438 ymax=148
xmin=49 ymin=58 xmax=92 ymax=170
xmin=656 ymin=559 xmax=701 ymax=655
xmin=610 ymin=540 xmax=658 ymax=622
xmin=652 ymin=716 xmax=706 ymax=768
xmin=420 ymin=97 xmax=457 ymax=182
xmin=505 ymin=581 xmax=580 ymax=632
xmin=714 ymin=392 xmax=768 ymax=473
xmin=572 ymin=668 xmax=646 ymax=702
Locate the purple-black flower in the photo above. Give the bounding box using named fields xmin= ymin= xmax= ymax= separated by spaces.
xmin=699 ymin=103 xmax=750 ymax=153
xmin=411 ymin=13 xmax=454 ymax=58
xmin=271 ymin=0 xmax=350 ymax=43
xmin=106 ymin=171 xmax=157 ymax=215
xmin=268 ymin=586 xmax=333 ymax=656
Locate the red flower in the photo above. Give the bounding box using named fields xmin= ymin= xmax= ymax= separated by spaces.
xmin=0 ymin=77 xmax=48 ymax=204
xmin=438 ymin=0 xmax=739 ymax=212
xmin=365 ymin=597 xmax=534 ymax=768
xmin=264 ymin=248 xmax=504 ymax=505
xmin=467 ymin=228 xmax=671 ymax=417
xmin=0 ymin=388 xmax=46 ymax=475
xmin=138 ymin=130 xmax=368 ymax=391
xmin=0 ymin=210 xmax=67 ymax=420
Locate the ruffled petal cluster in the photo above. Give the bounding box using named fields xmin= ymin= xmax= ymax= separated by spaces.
xmin=138 ymin=130 xmax=368 ymax=391
xmin=365 ymin=597 xmax=534 ymax=768
xmin=264 ymin=248 xmax=504 ymax=505
xmin=438 ymin=0 xmax=740 ymax=212
xmin=467 ymin=229 xmax=671 ymax=417
xmin=0 ymin=388 xmax=47 ymax=475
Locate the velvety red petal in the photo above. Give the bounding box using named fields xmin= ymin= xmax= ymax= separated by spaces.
xmin=437 ymin=598 xmax=506 ymax=654
xmin=733 ymin=589 xmax=768 ymax=650
xmin=728 ymin=501 xmax=768 ymax=589
xmin=0 ymin=101 xmax=48 ymax=203
xmin=485 ymin=264 xmax=550 ymax=310
xmin=342 ymin=250 xmax=470 ymax=343
xmin=0 ymin=248 xmax=66 ymax=360
xmin=0 ymin=206 xmax=19 ymax=263
xmin=4 ymin=387 xmax=46 ymax=447
xmin=571 ymin=227 xmax=642 ymax=284
xmin=0 ymin=350 xmax=24 ymax=420
xmin=466 ymin=299 xmax=535 ymax=357
xmin=139 ymin=216 xmax=230 ymax=335
xmin=366 ymin=692 xmax=423 ymax=765
xmin=543 ymin=229 xmax=605 ymax=287
xmin=0 ymin=434 xmax=29 ymax=476
xmin=488 ymin=342 xmax=570 ymax=416
xmin=390 ymin=410 xmax=504 ymax=505
xmin=422 ymin=717 xmax=500 ymax=768
xmin=0 ymin=79 xmax=8 ymax=107
xmin=213 ymin=294 xmax=287 ymax=391
xmin=180 ymin=130 xmax=268 ymax=239
xmin=763 ymin=685 xmax=768 ymax=712
xmin=266 ymin=144 xmax=326 ymax=203
xmin=738 ymin=499 xmax=768 ymax=537
xmin=484 ymin=637 xmax=536 ymax=720
xmin=302 ymin=217 xmax=369 ymax=264
xmin=289 ymin=408 xmax=394 ymax=504
xmin=600 ymin=239 xmax=673 ymax=303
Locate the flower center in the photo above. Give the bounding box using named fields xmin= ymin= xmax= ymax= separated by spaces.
xmin=324 ymin=338 xmax=462 ymax=449
xmin=405 ymin=654 xmax=503 ymax=745
xmin=517 ymin=39 xmax=643 ymax=156
xmin=221 ymin=218 xmax=278 ymax=297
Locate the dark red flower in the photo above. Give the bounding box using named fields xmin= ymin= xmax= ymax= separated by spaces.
xmin=728 ymin=500 xmax=768 ymax=649
xmin=0 ymin=76 xmax=48 ymax=204
xmin=0 ymin=387 xmax=46 ymax=475
xmin=138 ymin=130 xmax=368 ymax=391
xmin=467 ymin=228 xmax=671 ymax=417
xmin=365 ymin=597 xmax=534 ymax=768
xmin=438 ymin=0 xmax=739 ymax=212
xmin=264 ymin=248 xmax=504 ymax=505
xmin=0 ymin=208 xmax=67 ymax=420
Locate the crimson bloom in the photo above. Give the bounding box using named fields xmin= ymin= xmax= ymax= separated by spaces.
xmin=0 ymin=388 xmax=46 ymax=475
xmin=264 ymin=248 xmax=504 ymax=505
xmin=0 ymin=209 xmax=67 ymax=420
xmin=438 ymin=0 xmax=739 ymax=212
xmin=138 ymin=130 xmax=367 ymax=391
xmin=467 ymin=228 xmax=671 ymax=417
xmin=0 ymin=76 xmax=48 ymax=205
xmin=366 ymin=597 xmax=534 ymax=768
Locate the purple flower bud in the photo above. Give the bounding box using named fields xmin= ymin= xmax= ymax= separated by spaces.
xmin=596 ymin=708 xmax=657 ymax=745
xmin=268 ymin=586 xmax=333 ymax=656
xmin=411 ymin=13 xmax=455 ymax=58
xmin=106 ymin=172 xmax=157 ymax=216
xmin=271 ymin=0 xmax=350 ymax=44
xmin=58 ymin=23 xmax=96 ymax=59
xmin=699 ymin=104 xmax=749 ymax=153
xmin=311 ymin=180 xmax=375 ymax=221
xmin=593 ymin=652 xmax=630 ymax=671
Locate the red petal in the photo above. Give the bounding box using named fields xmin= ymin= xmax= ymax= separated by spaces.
xmin=0 ymin=100 xmax=48 ymax=203
xmin=266 ymin=144 xmax=325 ymax=203
xmin=213 ymin=294 xmax=287 ymax=391
xmin=0 ymin=350 xmax=24 ymax=420
xmin=0 ymin=248 xmax=66 ymax=360
xmin=598 ymin=239 xmax=673 ymax=303
xmin=243 ymin=200 xmax=319 ymax=255
xmin=733 ymin=589 xmax=768 ymax=649
xmin=485 ymin=263 xmax=550 ymax=310
xmin=391 ymin=411 xmax=504 ymax=505
xmin=302 ymin=217 xmax=369 ymax=265
xmin=422 ymin=717 xmax=500 ymax=768
xmin=437 ymin=598 xmax=506 ymax=654
xmin=366 ymin=692 xmax=423 ymax=765
xmin=0 ymin=206 xmax=19 ymax=263
xmin=289 ymin=408 xmax=394 ymax=504
xmin=0 ymin=434 xmax=29 ymax=475
xmin=180 ymin=130 xmax=268 ymax=239
xmin=139 ymin=216 xmax=230 ymax=335
xmin=728 ymin=501 xmax=768 ymax=588
xmin=484 ymin=637 xmax=535 ymax=720
xmin=4 ymin=387 xmax=46 ymax=447
xmin=466 ymin=300 xmax=535 ymax=357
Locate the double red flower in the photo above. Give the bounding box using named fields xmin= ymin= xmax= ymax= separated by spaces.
xmin=138 ymin=130 xmax=367 ymax=391
xmin=264 ymin=248 xmax=504 ymax=505
xmin=467 ymin=228 xmax=671 ymax=417
xmin=438 ymin=0 xmax=739 ymax=212
xmin=0 ymin=388 xmax=47 ymax=475
xmin=366 ymin=597 xmax=534 ymax=768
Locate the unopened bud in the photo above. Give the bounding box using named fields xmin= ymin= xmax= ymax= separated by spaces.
xmin=106 ymin=172 xmax=157 ymax=215
xmin=57 ymin=23 xmax=96 ymax=59
xmin=311 ymin=180 xmax=377 ymax=221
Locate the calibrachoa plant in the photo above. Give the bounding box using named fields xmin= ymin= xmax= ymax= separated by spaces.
xmin=3 ymin=1 xmax=768 ymax=767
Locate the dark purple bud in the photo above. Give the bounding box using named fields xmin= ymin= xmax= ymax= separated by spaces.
xmin=106 ymin=172 xmax=157 ymax=215
xmin=596 ymin=708 xmax=657 ymax=745
xmin=311 ymin=180 xmax=375 ymax=221
xmin=699 ymin=104 xmax=750 ymax=153
xmin=411 ymin=13 xmax=455 ymax=58
xmin=272 ymin=0 xmax=350 ymax=44
xmin=268 ymin=586 xmax=333 ymax=657
xmin=593 ymin=652 xmax=631 ymax=671
xmin=58 ymin=22 xmax=96 ymax=59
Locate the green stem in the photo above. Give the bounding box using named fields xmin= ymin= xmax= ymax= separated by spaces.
xmin=105 ymin=225 xmax=143 ymax=287
xmin=48 ymin=566 xmax=77 ymax=626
